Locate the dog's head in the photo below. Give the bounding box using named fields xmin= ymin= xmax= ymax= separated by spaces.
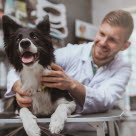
xmin=2 ymin=15 xmax=54 ymax=71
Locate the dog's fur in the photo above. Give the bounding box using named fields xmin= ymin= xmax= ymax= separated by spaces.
xmin=2 ymin=15 xmax=76 ymax=136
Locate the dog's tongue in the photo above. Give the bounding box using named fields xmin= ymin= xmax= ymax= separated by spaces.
xmin=22 ymin=56 xmax=34 ymax=63
xmin=21 ymin=52 xmax=34 ymax=64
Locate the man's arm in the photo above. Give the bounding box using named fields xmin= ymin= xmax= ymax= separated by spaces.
xmin=41 ymin=63 xmax=131 ymax=114
xmin=82 ymin=64 xmax=131 ymax=113
xmin=5 ymin=68 xmax=20 ymax=97
xmin=5 ymin=68 xmax=32 ymax=108
xmin=13 ymin=80 xmax=32 ymax=108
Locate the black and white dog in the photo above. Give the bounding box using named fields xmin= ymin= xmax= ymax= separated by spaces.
xmin=2 ymin=15 xmax=76 ymax=136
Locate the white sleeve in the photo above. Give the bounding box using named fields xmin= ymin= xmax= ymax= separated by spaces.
xmin=54 ymin=43 xmax=83 ymax=70
xmin=54 ymin=43 xmax=73 ymax=69
xmin=4 ymin=67 xmax=20 ymax=98
xmin=81 ymin=64 xmax=131 ymax=114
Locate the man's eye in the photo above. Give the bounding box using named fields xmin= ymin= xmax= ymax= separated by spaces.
xmin=100 ymin=32 xmax=105 ymax=37
xmin=109 ymin=38 xmax=116 ymax=43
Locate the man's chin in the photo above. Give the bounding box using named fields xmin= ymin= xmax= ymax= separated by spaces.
xmin=94 ymin=53 xmax=107 ymax=60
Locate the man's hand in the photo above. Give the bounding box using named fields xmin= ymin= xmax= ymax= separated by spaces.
xmin=41 ymin=63 xmax=76 ymax=91
xmin=41 ymin=63 xmax=86 ymax=106
xmin=13 ymin=80 xmax=32 ymax=108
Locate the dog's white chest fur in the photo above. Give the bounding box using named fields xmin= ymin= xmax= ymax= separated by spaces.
xmin=20 ymin=62 xmax=44 ymax=92
xmin=19 ymin=62 xmax=56 ymax=115
xmin=32 ymin=91 xmax=56 ymax=115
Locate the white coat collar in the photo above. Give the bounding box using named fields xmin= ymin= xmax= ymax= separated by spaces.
xmin=79 ymin=42 xmax=120 ymax=71
xmin=80 ymin=42 xmax=94 ymax=61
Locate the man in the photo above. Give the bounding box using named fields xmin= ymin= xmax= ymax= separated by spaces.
xmin=5 ymin=10 xmax=133 ymax=135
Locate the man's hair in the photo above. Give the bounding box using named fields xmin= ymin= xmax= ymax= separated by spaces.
xmin=102 ymin=10 xmax=134 ymax=40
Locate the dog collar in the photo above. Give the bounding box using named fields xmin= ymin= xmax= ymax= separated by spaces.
xmin=37 ymin=86 xmax=46 ymax=92
xmin=28 ymin=86 xmax=46 ymax=93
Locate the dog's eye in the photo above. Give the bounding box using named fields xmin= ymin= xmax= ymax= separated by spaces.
xmin=16 ymin=38 xmax=21 ymax=42
xmin=16 ymin=34 xmax=22 ymax=42
xmin=33 ymin=35 xmax=38 ymax=39
xmin=30 ymin=32 xmax=38 ymax=40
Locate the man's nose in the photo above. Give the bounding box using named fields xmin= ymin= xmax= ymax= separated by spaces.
xmin=100 ymin=37 xmax=107 ymax=46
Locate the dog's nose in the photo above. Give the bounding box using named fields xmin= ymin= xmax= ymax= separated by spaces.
xmin=20 ymin=40 xmax=31 ymax=49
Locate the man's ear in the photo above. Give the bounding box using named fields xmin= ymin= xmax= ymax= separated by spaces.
xmin=36 ymin=15 xmax=50 ymax=34
xmin=121 ymin=41 xmax=131 ymax=51
xmin=2 ymin=15 xmax=22 ymax=38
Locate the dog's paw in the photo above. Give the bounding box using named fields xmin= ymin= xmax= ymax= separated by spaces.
xmin=20 ymin=108 xmax=41 ymax=136
xmin=23 ymin=116 xmax=41 ymax=136
xmin=49 ymin=121 xmax=64 ymax=134
xmin=49 ymin=114 xmax=65 ymax=134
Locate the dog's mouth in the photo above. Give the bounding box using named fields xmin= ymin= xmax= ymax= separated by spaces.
xmin=21 ymin=52 xmax=38 ymax=65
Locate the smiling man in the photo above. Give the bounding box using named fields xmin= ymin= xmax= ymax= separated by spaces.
xmin=5 ymin=10 xmax=134 ymax=135
xmin=92 ymin=16 xmax=131 ymax=67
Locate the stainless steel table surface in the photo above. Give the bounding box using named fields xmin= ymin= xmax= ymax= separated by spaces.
xmin=0 ymin=110 xmax=123 ymax=123
xmin=0 ymin=110 xmax=124 ymax=136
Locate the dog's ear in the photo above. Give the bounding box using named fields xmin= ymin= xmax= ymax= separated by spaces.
xmin=2 ymin=15 xmax=22 ymax=38
xmin=36 ymin=15 xmax=50 ymax=34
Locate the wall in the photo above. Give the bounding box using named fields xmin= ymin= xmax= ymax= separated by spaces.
xmin=92 ymin=0 xmax=136 ymax=26
xmin=60 ymin=0 xmax=92 ymax=44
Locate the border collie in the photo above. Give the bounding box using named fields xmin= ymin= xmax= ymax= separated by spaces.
xmin=2 ymin=15 xmax=76 ymax=136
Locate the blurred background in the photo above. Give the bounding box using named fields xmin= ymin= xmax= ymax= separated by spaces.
xmin=0 ymin=0 xmax=136 ymax=135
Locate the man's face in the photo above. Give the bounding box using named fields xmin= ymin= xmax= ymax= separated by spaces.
xmin=93 ymin=22 xmax=130 ymax=61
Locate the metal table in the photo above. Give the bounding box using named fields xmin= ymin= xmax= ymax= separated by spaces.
xmin=0 ymin=110 xmax=124 ymax=136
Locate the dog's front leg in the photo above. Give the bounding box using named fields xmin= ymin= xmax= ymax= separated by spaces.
xmin=19 ymin=107 xmax=41 ymax=136
xmin=49 ymin=101 xmax=76 ymax=134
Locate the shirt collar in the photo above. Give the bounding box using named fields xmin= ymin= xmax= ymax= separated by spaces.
xmin=80 ymin=42 xmax=116 ymax=69
xmin=90 ymin=47 xmax=99 ymax=74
